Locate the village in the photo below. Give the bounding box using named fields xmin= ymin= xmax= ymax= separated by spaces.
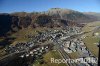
xmin=4 ymin=26 xmax=98 ymax=66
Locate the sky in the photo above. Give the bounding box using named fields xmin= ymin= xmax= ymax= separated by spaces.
xmin=0 ymin=0 xmax=100 ymax=13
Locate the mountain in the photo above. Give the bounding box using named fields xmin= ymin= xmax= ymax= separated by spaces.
xmin=42 ymin=8 xmax=98 ymax=23
xmin=0 ymin=13 xmax=69 ymax=36
xmin=0 ymin=13 xmax=32 ymax=36
xmin=0 ymin=8 xmax=100 ymax=36
xmin=83 ymin=12 xmax=100 ymax=21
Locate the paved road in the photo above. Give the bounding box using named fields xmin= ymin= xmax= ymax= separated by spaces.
xmin=0 ymin=51 xmax=25 ymax=66
xmin=53 ymin=32 xmax=91 ymax=66
xmin=0 ymin=32 xmax=89 ymax=66
xmin=0 ymin=44 xmax=49 ymax=66
xmin=54 ymin=39 xmax=77 ymax=66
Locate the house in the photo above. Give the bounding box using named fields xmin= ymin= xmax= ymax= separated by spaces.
xmin=64 ymin=48 xmax=72 ymax=53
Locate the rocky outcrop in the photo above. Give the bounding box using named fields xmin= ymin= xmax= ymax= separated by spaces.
xmin=0 ymin=8 xmax=99 ymax=36
xmin=44 ymin=8 xmax=98 ymax=23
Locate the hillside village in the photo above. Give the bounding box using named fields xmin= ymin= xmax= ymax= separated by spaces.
xmin=3 ymin=26 xmax=98 ymax=66
xmin=0 ymin=0 xmax=100 ymax=66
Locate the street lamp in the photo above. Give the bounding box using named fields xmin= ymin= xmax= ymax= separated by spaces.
xmin=94 ymin=32 xmax=100 ymax=66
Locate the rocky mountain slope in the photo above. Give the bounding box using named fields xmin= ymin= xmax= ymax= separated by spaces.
xmin=83 ymin=12 xmax=100 ymax=21
xmin=42 ymin=8 xmax=98 ymax=23
xmin=0 ymin=8 xmax=99 ymax=36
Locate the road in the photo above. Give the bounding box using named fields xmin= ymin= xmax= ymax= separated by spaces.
xmin=0 ymin=43 xmax=50 ymax=66
xmin=54 ymin=38 xmax=77 ymax=66
xmin=0 ymin=32 xmax=88 ymax=66
xmin=53 ymin=32 xmax=90 ymax=66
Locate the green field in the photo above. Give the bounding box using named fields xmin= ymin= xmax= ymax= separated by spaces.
xmin=82 ymin=21 xmax=100 ymax=32
xmin=82 ymin=21 xmax=100 ymax=57
xmin=33 ymin=50 xmax=67 ymax=66
xmin=68 ymin=52 xmax=79 ymax=59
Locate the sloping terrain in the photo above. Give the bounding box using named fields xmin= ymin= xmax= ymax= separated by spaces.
xmin=0 ymin=8 xmax=99 ymax=37
xmin=84 ymin=12 xmax=100 ymax=21
xmin=0 ymin=8 xmax=100 ymax=49
xmin=44 ymin=8 xmax=98 ymax=23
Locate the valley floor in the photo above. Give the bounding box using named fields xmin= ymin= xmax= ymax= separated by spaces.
xmin=0 ymin=21 xmax=100 ymax=66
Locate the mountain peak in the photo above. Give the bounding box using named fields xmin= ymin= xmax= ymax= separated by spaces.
xmin=48 ymin=8 xmax=74 ymax=12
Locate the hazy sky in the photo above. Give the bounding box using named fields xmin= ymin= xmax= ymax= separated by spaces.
xmin=0 ymin=0 xmax=100 ymax=13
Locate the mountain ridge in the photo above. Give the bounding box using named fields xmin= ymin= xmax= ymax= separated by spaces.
xmin=0 ymin=8 xmax=100 ymax=36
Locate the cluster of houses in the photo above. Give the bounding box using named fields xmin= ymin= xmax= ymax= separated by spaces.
xmin=60 ymin=35 xmax=98 ymax=66
xmin=5 ymin=26 xmax=82 ymax=57
xmin=62 ymin=38 xmax=89 ymax=55
xmin=4 ymin=26 xmax=98 ymax=66
xmin=5 ymin=42 xmax=35 ymax=54
xmin=77 ymin=56 xmax=98 ymax=66
xmin=19 ymin=45 xmax=49 ymax=58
